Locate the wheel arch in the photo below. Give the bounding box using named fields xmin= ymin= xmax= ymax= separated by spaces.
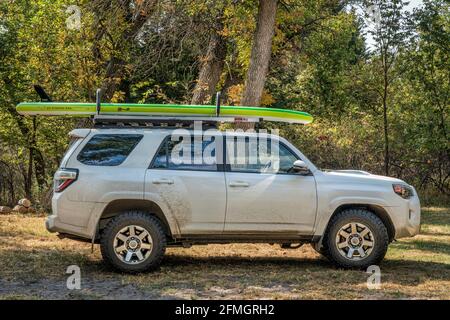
xmin=325 ymin=204 xmax=395 ymax=242
xmin=97 ymin=199 xmax=175 ymax=239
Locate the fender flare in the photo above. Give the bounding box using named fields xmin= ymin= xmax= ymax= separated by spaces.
xmin=314 ymin=196 xmax=394 ymax=239
xmin=87 ymin=193 xmax=181 ymax=239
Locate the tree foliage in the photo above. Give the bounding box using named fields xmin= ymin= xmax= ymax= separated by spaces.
xmin=0 ymin=0 xmax=448 ymax=207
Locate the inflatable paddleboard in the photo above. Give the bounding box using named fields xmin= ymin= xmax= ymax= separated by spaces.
xmin=16 ymin=102 xmax=313 ymax=124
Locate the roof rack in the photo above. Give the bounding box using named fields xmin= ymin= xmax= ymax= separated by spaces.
xmin=92 ymin=114 xmax=259 ymax=128
xmin=93 ymin=115 xmax=213 ymax=128
xmin=92 ymin=90 xmax=260 ymax=128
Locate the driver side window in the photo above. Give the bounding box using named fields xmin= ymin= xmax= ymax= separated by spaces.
xmin=226 ymin=136 xmax=299 ymax=174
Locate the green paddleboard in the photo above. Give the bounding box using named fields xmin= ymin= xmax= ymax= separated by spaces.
xmin=16 ymin=102 xmax=313 ymax=124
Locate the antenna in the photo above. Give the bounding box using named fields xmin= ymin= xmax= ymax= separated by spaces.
xmin=96 ymin=89 xmax=102 ymax=115
xmin=34 ymin=85 xmax=52 ymax=102
xmin=215 ymin=91 xmax=221 ymax=117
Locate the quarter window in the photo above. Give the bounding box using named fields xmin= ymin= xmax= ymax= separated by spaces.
xmin=77 ymin=134 xmax=143 ymax=166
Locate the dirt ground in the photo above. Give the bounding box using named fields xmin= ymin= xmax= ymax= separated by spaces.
xmin=0 ymin=207 xmax=448 ymax=300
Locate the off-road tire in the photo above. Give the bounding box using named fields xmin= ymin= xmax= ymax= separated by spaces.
xmin=100 ymin=211 xmax=166 ymax=273
xmin=325 ymin=208 xmax=389 ymax=269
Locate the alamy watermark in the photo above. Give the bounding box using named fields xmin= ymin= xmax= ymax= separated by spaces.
xmin=366 ymin=265 xmax=381 ymax=290
xmin=66 ymin=265 xmax=81 ymax=290
xmin=364 ymin=4 xmax=382 ymax=30
xmin=65 ymin=5 xmax=81 ymax=31
xmin=166 ymin=122 xmax=282 ymax=171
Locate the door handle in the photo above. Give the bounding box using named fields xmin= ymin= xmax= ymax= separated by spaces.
xmin=229 ymin=181 xmax=249 ymax=187
xmin=152 ymin=178 xmax=174 ymax=185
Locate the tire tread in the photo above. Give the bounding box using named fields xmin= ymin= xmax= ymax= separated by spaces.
xmin=325 ymin=208 xmax=389 ymax=269
xmin=100 ymin=211 xmax=167 ymax=273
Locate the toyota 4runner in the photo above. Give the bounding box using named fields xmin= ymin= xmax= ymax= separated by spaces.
xmin=47 ymin=126 xmax=421 ymax=272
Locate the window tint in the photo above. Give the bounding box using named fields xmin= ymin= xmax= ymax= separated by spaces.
xmin=227 ymin=137 xmax=298 ymax=174
xmin=77 ymin=134 xmax=143 ymax=166
xmin=152 ymin=136 xmax=218 ymax=171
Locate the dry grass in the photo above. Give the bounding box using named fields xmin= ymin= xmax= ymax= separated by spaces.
xmin=0 ymin=208 xmax=448 ymax=300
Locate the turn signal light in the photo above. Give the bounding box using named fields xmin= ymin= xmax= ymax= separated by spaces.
xmin=54 ymin=168 xmax=78 ymax=193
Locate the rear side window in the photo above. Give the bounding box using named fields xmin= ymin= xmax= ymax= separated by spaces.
xmin=77 ymin=134 xmax=143 ymax=166
xmin=151 ymin=136 xmax=218 ymax=171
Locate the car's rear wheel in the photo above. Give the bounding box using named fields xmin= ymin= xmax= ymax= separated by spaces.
xmin=100 ymin=211 xmax=166 ymax=273
xmin=325 ymin=208 xmax=389 ymax=269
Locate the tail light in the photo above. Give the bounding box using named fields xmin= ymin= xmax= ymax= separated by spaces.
xmin=54 ymin=168 xmax=78 ymax=193
xmin=392 ymin=184 xmax=413 ymax=199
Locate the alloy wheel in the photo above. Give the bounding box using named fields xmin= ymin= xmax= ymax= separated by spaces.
xmin=113 ymin=225 xmax=153 ymax=264
xmin=335 ymin=222 xmax=375 ymax=260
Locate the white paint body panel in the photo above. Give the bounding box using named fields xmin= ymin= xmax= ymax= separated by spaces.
xmin=145 ymin=169 xmax=227 ymax=234
xmin=224 ymin=172 xmax=317 ymax=234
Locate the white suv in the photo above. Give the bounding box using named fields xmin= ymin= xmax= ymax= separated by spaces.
xmin=47 ymin=126 xmax=421 ymax=272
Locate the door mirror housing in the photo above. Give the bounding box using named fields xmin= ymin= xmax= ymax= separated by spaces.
xmin=292 ymin=160 xmax=310 ymax=174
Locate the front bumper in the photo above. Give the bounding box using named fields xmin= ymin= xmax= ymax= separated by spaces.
xmin=392 ymin=193 xmax=421 ymax=239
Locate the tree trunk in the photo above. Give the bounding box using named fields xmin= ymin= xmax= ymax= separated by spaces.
xmin=96 ymin=0 xmax=159 ymax=100
xmin=383 ymin=91 xmax=389 ymax=176
xmin=241 ymin=0 xmax=278 ymax=107
xmin=4 ymin=106 xmax=48 ymax=201
xmin=34 ymin=148 xmax=47 ymax=190
xmin=191 ymin=23 xmax=227 ymax=105
xmin=382 ymin=50 xmax=390 ymax=176
xmin=101 ymin=56 xmax=127 ymax=100
xmin=238 ymin=0 xmax=277 ymax=130
xmin=221 ymin=48 xmax=241 ymax=103
xmin=26 ymin=136 xmax=33 ymax=201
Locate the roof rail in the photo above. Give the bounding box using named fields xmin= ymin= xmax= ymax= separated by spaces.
xmin=92 ymin=115 xmax=260 ymax=128
xmin=92 ymin=115 xmax=258 ymax=128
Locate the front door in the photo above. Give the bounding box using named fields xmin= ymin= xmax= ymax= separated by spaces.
xmin=224 ymin=136 xmax=317 ymax=235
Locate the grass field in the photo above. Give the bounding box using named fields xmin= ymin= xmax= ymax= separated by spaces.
xmin=0 ymin=207 xmax=448 ymax=300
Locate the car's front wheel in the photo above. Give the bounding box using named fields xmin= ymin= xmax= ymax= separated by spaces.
xmin=325 ymin=208 xmax=389 ymax=269
xmin=100 ymin=211 xmax=166 ymax=273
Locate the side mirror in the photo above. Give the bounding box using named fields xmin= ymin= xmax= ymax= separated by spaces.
xmin=292 ymin=160 xmax=310 ymax=174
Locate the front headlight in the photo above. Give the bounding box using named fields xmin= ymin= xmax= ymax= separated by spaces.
xmin=392 ymin=184 xmax=414 ymax=199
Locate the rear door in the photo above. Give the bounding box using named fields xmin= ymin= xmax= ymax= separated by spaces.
xmin=224 ymin=135 xmax=317 ymax=235
xmin=145 ymin=132 xmax=226 ymax=234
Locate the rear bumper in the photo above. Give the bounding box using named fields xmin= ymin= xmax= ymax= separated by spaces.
xmin=45 ymin=214 xmax=92 ymax=240
xmin=46 ymin=193 xmax=96 ymax=240
xmin=45 ymin=215 xmax=57 ymax=232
